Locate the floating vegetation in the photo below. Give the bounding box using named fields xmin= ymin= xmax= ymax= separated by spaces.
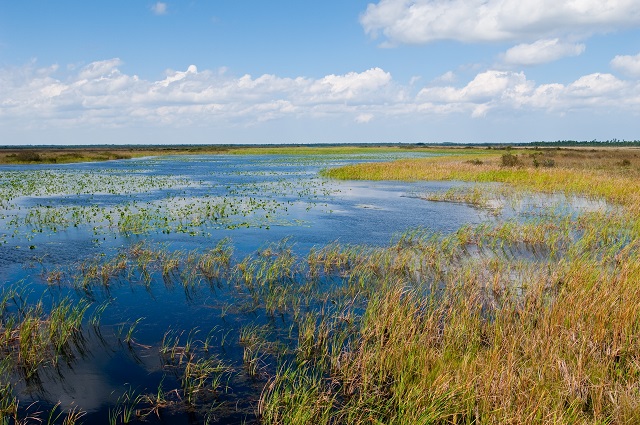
xmin=0 ymin=156 xmax=348 ymax=247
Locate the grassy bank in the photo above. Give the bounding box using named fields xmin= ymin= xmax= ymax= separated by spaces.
xmin=322 ymin=147 xmax=640 ymax=210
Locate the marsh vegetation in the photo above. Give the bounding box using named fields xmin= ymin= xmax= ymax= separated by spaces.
xmin=1 ymin=146 xmax=639 ymax=423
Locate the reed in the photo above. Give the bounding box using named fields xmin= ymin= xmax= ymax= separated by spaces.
xmin=181 ymin=354 xmax=230 ymax=405
xmin=0 ymin=285 xmax=96 ymax=424
xmin=239 ymin=324 xmax=273 ymax=378
xmin=198 ymin=238 xmax=233 ymax=283
xmin=322 ymin=149 xmax=640 ymax=212
xmin=158 ymin=326 xmax=232 ymax=408
xmin=261 ymin=245 xmax=640 ymax=423
xmin=109 ymin=386 xmax=143 ymax=425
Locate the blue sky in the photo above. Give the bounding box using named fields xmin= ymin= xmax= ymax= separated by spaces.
xmin=1 ymin=1 xmax=640 ymax=145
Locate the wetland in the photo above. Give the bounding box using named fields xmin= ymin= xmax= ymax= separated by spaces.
xmin=2 ymin=146 xmax=640 ymax=424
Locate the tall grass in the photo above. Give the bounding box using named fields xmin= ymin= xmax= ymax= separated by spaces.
xmin=322 ymin=150 xmax=640 ymax=211
xmin=0 ymin=285 xmax=95 ymax=423
xmin=260 ymin=237 xmax=640 ymax=423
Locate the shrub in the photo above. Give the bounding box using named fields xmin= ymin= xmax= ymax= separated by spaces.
xmin=501 ymin=153 xmax=519 ymax=167
xmin=10 ymin=151 xmax=43 ymax=162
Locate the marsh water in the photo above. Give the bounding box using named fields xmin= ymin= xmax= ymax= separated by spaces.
xmin=0 ymin=153 xmax=605 ymax=423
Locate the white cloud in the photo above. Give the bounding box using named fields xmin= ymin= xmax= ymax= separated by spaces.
xmin=0 ymin=61 xmax=400 ymax=128
xmin=431 ymin=71 xmax=456 ymax=84
xmin=305 ymin=68 xmax=397 ymax=104
xmin=418 ymin=70 xmax=534 ymax=115
xmin=151 ymin=2 xmax=168 ymax=15
xmin=419 ymin=71 xmax=530 ymax=103
xmin=158 ymin=64 xmax=198 ymax=87
xmin=416 ymin=70 xmax=635 ymax=115
xmin=360 ymin=0 xmax=640 ymax=45
xmin=503 ymin=39 xmax=585 ymax=65
xmin=77 ymin=59 xmax=123 ymax=80
xmin=611 ymin=53 xmax=640 ymax=77
xmin=566 ymin=73 xmax=627 ymax=98
xmin=1 ymin=59 xmax=639 ymax=132
xmin=355 ymin=113 xmax=374 ymax=123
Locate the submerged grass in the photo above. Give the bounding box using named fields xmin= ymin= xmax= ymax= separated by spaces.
xmin=68 ymin=212 xmax=637 ymax=422
xmin=0 ymin=285 xmax=98 ymax=424
xmin=259 ymin=229 xmax=640 ymax=424
xmin=7 ymin=208 xmax=640 ymax=422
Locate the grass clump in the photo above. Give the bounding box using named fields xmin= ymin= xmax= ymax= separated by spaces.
xmin=0 ymin=285 xmax=97 ymax=424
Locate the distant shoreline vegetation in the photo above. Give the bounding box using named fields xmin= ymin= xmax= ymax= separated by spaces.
xmin=1 ymin=140 xmax=640 ymax=165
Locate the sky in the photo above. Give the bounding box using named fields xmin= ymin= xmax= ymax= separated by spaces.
xmin=1 ymin=1 xmax=640 ymax=145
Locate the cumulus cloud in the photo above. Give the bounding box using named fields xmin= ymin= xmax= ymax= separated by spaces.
xmin=432 ymin=71 xmax=456 ymax=84
xmin=1 ymin=59 xmax=639 ymax=131
xmin=151 ymin=2 xmax=168 ymax=15
xmin=503 ymin=39 xmax=585 ymax=65
xmin=158 ymin=64 xmax=198 ymax=87
xmin=77 ymin=58 xmax=123 ymax=80
xmin=306 ymin=68 xmax=397 ymax=104
xmin=611 ymin=53 xmax=640 ymax=77
xmin=416 ymin=69 xmax=635 ymax=116
xmin=360 ymin=0 xmax=640 ymax=45
xmin=0 ymin=60 xmax=400 ymax=128
xmin=418 ymin=70 xmax=534 ymax=116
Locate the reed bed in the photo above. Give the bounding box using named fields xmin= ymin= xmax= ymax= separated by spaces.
xmin=322 ymin=148 xmax=640 ymax=211
xmin=43 ymin=201 xmax=639 ymax=423
xmin=259 ymin=230 xmax=640 ymax=424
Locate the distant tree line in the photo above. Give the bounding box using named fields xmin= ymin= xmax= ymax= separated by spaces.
xmin=528 ymin=139 xmax=640 ymax=147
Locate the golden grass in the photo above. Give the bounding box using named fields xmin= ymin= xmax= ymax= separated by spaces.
xmin=323 ymin=147 xmax=640 ymax=211
xmin=260 ymin=230 xmax=640 ymax=424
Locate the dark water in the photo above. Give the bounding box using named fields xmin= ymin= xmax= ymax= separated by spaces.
xmin=0 ymin=153 xmax=518 ymax=423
